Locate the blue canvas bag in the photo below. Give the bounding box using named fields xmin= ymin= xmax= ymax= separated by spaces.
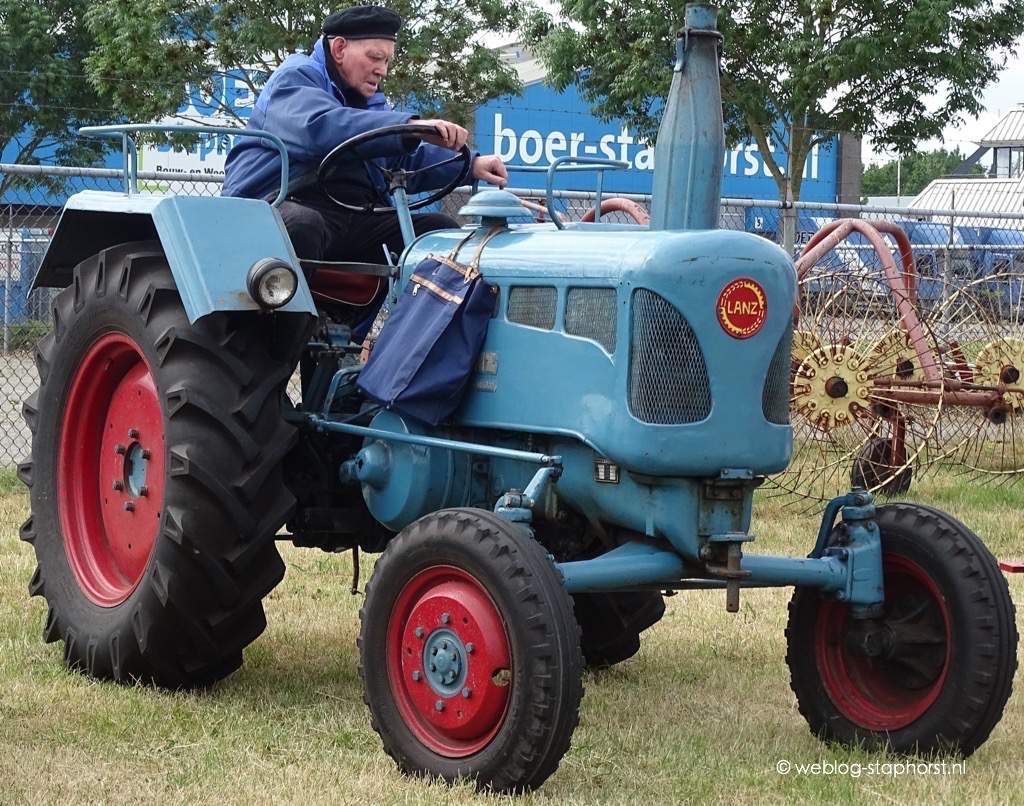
xmin=357 ymin=227 xmax=503 ymax=425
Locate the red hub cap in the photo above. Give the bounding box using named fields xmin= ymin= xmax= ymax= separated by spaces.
xmin=58 ymin=333 xmax=165 ymax=607
xmin=387 ymin=566 xmax=512 ymax=757
xmin=815 ymin=554 xmax=951 ymax=731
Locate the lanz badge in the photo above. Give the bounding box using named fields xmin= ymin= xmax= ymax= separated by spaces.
xmin=717 ymin=278 xmax=767 ymax=339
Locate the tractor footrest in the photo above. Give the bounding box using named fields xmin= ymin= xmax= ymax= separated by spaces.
xmin=999 ymin=560 xmax=1024 ymax=574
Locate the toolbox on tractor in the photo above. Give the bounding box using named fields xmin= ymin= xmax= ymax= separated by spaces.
xmin=20 ymin=4 xmax=1017 ymax=793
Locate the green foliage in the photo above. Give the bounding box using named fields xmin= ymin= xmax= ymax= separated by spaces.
xmin=4 ymin=320 xmax=50 ymax=352
xmin=862 ymin=148 xmax=984 ymax=198
xmin=0 ymin=0 xmax=119 ymax=193
xmin=0 ymin=466 xmax=20 ymax=493
xmin=83 ymin=0 xmax=528 ymax=129
xmin=528 ymin=1 xmax=1024 ymax=203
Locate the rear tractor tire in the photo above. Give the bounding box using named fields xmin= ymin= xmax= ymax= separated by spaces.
xmin=785 ymin=503 xmax=1017 ymax=756
xmin=20 ymin=241 xmax=310 ymax=688
xmin=572 ymin=590 xmax=665 ymax=668
xmin=359 ymin=508 xmax=583 ymax=792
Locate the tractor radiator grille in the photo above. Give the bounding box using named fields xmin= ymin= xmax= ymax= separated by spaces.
xmin=762 ymin=323 xmax=793 ymax=425
xmin=565 ymin=288 xmax=617 ymax=352
xmin=629 ymin=289 xmax=711 ymax=424
xmin=507 ymin=286 xmax=557 ymax=330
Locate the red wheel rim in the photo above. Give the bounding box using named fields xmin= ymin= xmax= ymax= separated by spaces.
xmin=386 ymin=565 xmax=512 ymax=757
xmin=815 ymin=554 xmax=951 ymax=731
xmin=58 ymin=332 xmax=165 ymax=607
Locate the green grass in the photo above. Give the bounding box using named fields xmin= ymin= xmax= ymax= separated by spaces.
xmin=2 ymin=475 xmax=1022 ymax=805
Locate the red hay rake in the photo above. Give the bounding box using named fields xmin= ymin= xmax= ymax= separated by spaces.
xmin=770 ymin=218 xmax=1024 ymax=525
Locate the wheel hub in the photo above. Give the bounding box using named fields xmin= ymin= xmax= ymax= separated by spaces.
xmin=388 ymin=566 xmax=512 ymax=757
xmin=975 ymin=337 xmax=1024 ymax=412
xmin=865 ymin=331 xmax=927 ymax=384
xmin=792 ymin=344 xmax=869 ymax=430
xmin=423 ymin=629 xmax=466 ymax=693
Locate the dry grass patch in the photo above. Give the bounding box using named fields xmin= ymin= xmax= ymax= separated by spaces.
xmin=2 ymin=474 xmax=1022 ymax=804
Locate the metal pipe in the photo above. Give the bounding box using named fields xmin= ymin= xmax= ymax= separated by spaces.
xmin=740 ymin=553 xmax=846 ymax=589
xmin=392 ymin=187 xmax=416 ymax=248
xmin=556 ymin=541 xmax=850 ymax=595
xmin=557 ymin=542 xmax=686 ymax=593
xmin=307 ymin=414 xmax=561 ymax=467
xmin=3 ymin=205 xmax=11 ymax=354
xmin=877 ymin=388 xmax=999 ymax=407
xmin=5 ymin=160 xmax=1024 ymax=222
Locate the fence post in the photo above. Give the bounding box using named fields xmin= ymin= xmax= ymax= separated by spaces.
xmin=3 ymin=204 xmax=11 ymax=354
xmin=942 ymin=190 xmax=955 ymax=326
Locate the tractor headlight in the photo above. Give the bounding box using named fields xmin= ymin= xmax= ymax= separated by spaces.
xmin=247 ymin=258 xmax=297 ymax=309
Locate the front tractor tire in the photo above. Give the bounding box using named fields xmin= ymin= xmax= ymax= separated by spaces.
xmin=359 ymin=508 xmax=583 ymax=792
xmin=786 ymin=503 xmax=1018 ymax=756
xmin=21 ymin=241 xmax=309 ymax=688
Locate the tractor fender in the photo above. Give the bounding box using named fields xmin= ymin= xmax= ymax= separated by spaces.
xmin=31 ymin=190 xmax=316 ymax=323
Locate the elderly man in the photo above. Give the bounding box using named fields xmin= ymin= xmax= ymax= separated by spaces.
xmin=223 ymin=5 xmax=507 ymax=265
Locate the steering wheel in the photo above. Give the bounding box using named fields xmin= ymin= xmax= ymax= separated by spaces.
xmin=316 ymin=123 xmax=472 ymax=214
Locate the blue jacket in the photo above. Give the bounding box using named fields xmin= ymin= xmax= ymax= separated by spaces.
xmin=222 ymin=40 xmax=464 ymax=201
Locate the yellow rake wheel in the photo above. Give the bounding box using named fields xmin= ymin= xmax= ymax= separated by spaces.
xmin=770 ymin=263 xmax=944 ymax=507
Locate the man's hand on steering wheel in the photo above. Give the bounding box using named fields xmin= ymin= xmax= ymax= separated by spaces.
xmin=417 ymin=119 xmax=469 ymax=151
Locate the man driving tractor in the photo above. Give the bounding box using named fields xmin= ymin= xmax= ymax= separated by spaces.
xmin=222 ymin=4 xmax=508 ymax=266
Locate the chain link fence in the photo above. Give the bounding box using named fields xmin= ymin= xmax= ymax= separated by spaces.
xmin=2 ymin=163 xmax=1024 ymax=468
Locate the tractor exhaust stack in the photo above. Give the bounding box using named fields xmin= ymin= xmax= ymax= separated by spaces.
xmin=649 ymin=3 xmax=724 ymax=232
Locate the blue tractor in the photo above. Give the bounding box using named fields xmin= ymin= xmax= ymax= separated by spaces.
xmin=20 ymin=5 xmax=1017 ymax=792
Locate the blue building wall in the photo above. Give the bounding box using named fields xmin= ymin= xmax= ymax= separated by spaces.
xmin=474 ymin=81 xmax=840 ymax=200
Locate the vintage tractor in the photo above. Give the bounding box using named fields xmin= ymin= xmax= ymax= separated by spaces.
xmin=19 ymin=4 xmax=1018 ymax=793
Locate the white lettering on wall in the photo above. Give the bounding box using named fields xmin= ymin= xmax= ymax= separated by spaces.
xmin=487 ymin=114 xmax=822 ymax=180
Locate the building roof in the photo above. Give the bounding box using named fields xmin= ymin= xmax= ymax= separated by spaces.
xmin=910 ymin=175 xmax=1023 ymax=225
xmin=978 ymin=106 xmax=1024 ymax=147
xmin=496 ymin=42 xmax=546 ymax=85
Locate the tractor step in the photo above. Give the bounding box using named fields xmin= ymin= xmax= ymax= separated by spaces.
xmin=999 ymin=560 xmax=1024 ymax=573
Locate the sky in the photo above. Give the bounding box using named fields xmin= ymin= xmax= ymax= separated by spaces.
xmin=863 ymin=51 xmax=1024 ymax=166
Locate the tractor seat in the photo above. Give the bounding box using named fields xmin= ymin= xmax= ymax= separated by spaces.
xmin=300 ymin=260 xmax=393 ymax=308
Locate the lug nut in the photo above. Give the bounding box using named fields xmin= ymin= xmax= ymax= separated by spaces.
xmin=465 ymin=643 xmax=474 ymax=654
xmin=462 ymin=688 xmax=472 ymax=699
xmin=128 ymin=428 xmax=139 ymax=439
xmin=414 ymin=626 xmax=425 ymax=639
xmin=124 ymin=502 xmax=135 ymax=512
xmin=139 ymin=486 xmax=149 ymax=497
xmin=431 ymin=647 xmax=438 ymax=656
xmin=411 ymin=671 xmax=421 ymax=682
xmin=434 ymin=700 xmax=444 ymax=712
xmin=440 ymin=612 xmax=450 ymax=624
xmin=112 ymin=480 xmax=124 ymax=491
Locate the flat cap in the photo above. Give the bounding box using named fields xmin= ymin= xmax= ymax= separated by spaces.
xmin=322 ymin=6 xmax=401 ymax=40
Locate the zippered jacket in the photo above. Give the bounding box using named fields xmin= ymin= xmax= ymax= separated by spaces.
xmin=222 ymin=39 xmax=464 ymax=201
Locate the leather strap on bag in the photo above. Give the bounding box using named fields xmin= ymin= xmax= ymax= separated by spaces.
xmin=440 ymin=225 xmax=505 ymax=282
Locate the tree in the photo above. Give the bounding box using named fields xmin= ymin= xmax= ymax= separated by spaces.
xmin=0 ymin=0 xmax=120 ymax=196
xmin=862 ymin=148 xmax=983 ymax=199
xmin=82 ymin=0 xmax=527 ymax=129
xmin=527 ymin=0 xmax=1024 ymax=247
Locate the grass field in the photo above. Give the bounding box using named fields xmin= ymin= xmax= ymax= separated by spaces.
xmin=2 ymin=468 xmax=1022 ymax=805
